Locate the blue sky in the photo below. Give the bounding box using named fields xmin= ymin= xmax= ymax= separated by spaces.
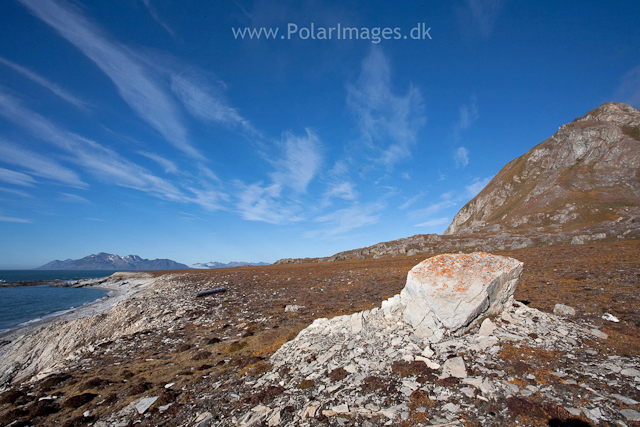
xmin=0 ymin=0 xmax=638 ymax=268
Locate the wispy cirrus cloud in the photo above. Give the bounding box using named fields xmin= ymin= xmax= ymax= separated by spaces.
xmin=236 ymin=181 xmax=302 ymax=224
xmin=0 ymin=167 xmax=37 ymax=187
xmin=17 ymin=0 xmax=201 ymax=158
xmin=0 ymin=215 xmax=31 ymax=223
xmin=322 ymin=160 xmax=358 ymax=206
xmin=138 ymin=151 xmax=179 ymax=174
xmin=0 ymin=56 xmax=89 ymax=109
xmin=59 ymin=192 xmax=90 ymax=204
xmin=0 ymin=90 xmax=231 ymax=209
xmin=270 ymin=129 xmax=322 ymax=193
xmin=305 ymin=202 xmax=382 ymax=238
xmin=457 ymin=0 xmax=506 ymax=39
xmin=170 ymin=70 xmax=259 ymax=137
xmin=18 ymin=0 xmax=257 ymax=159
xmin=399 ymin=190 xmax=426 ymax=210
xmin=347 ymin=47 xmax=426 ymax=170
xmin=454 ymin=146 xmax=469 ymax=168
xmin=452 ymin=97 xmax=478 ymax=143
xmin=465 ymin=176 xmax=492 ymax=197
xmin=409 ymin=198 xmax=458 ymax=219
xmin=235 ymin=129 xmax=322 ymax=223
xmin=614 ymin=65 xmax=640 ymax=108
xmin=0 ymin=139 xmax=86 ymax=188
xmin=415 ymin=217 xmax=450 ymax=227
xmin=0 ymin=187 xmax=31 ymax=198
xmin=140 ymin=0 xmax=175 ymax=37
xmin=324 ymin=182 xmax=357 ymax=202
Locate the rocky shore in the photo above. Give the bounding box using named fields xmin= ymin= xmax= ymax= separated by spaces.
xmin=0 ymin=272 xmax=156 ymax=377
xmin=0 ymin=241 xmax=639 ymax=426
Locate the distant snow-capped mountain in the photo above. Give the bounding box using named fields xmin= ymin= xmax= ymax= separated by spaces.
xmin=36 ymin=252 xmax=190 ymax=271
xmin=190 ymin=261 xmax=270 ymax=269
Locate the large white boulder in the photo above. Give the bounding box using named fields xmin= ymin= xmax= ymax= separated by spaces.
xmin=400 ymin=253 xmax=523 ymax=337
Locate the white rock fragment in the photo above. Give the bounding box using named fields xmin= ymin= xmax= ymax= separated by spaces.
xmin=158 ymin=403 xmax=172 ymax=413
xmin=332 ymin=403 xmax=349 ymax=414
xmin=478 ymin=318 xmax=497 ymax=336
xmin=565 ymin=407 xmax=582 ymax=417
xmin=441 ymin=357 xmax=467 ymax=379
xmin=193 ymin=411 xmax=214 ymax=427
xmin=401 ymin=253 xmax=523 ymax=337
xmin=602 ymin=313 xmax=620 ymax=322
xmin=621 ymin=409 xmax=640 ymax=421
xmin=379 ymin=404 xmax=407 ymax=419
xmin=134 ymin=396 xmax=158 ymax=414
xmin=442 ymin=402 xmax=460 ymax=413
xmin=589 ymin=328 xmax=608 ymax=339
xmin=421 ymin=346 xmax=434 ymax=358
xmin=301 ymin=403 xmax=319 ymax=420
xmin=621 ymin=368 xmax=640 ymax=377
xmin=285 ymin=305 xmax=303 ymax=313
xmin=612 ymin=394 xmax=639 ymax=405
xmin=553 ymin=303 xmax=576 ymax=316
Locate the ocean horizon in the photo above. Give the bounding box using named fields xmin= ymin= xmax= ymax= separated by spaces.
xmin=0 ymin=270 xmax=112 ymax=333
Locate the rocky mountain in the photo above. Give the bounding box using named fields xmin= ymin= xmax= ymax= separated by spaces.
xmin=190 ymin=261 xmax=270 ymax=269
xmin=36 ymin=253 xmax=190 ymax=270
xmin=445 ymin=102 xmax=640 ymax=235
xmin=276 ymin=102 xmax=640 ymax=264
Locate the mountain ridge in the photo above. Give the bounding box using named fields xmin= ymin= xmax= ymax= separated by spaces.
xmin=36 ymin=252 xmax=190 ymax=271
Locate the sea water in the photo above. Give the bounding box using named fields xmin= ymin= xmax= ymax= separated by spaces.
xmin=0 ymin=270 xmax=112 ymax=332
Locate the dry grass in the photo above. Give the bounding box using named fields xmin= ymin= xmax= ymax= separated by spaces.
xmin=1 ymin=240 xmax=638 ymax=426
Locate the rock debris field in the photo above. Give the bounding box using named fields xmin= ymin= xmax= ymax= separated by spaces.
xmin=0 ymin=240 xmax=639 ymax=427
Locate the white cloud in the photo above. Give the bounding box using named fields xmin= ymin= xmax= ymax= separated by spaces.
xmin=399 ymin=191 xmax=426 ymax=210
xmin=138 ymin=151 xmax=178 ymax=174
xmin=0 ymin=167 xmax=37 ymax=187
xmin=0 ymin=56 xmax=88 ymax=109
xmin=347 ymin=47 xmax=426 ymax=169
xmin=0 ymin=91 xmax=229 ymax=210
xmin=614 ymin=65 xmax=640 ymax=108
xmin=0 ymin=215 xmax=31 ymax=223
xmin=409 ymin=199 xmax=457 ymax=219
xmin=270 ymin=129 xmax=322 ymax=193
xmin=59 ymin=192 xmax=90 ymax=204
xmin=452 ymin=98 xmax=479 ymax=142
xmin=0 ymin=187 xmax=31 ymax=198
xmin=183 ymin=187 xmax=229 ymax=211
xmin=454 ymin=146 xmax=469 ymax=168
xmin=236 ymin=182 xmax=302 ymax=224
xmin=415 ymin=217 xmax=450 ymax=227
xmin=170 ymin=70 xmax=258 ymax=137
xmin=307 ymin=203 xmax=382 ymax=237
xmin=0 ymin=139 xmax=86 ymax=188
xmin=140 ymin=0 xmax=175 ymax=37
xmin=458 ymin=0 xmax=506 ymax=39
xmin=324 ymin=181 xmax=357 ymax=201
xmin=465 ymin=176 xmax=492 ymax=197
xmin=17 ymin=0 xmax=201 ymax=158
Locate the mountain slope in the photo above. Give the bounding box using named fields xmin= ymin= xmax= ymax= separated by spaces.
xmin=36 ymin=253 xmax=190 ymax=270
xmin=444 ymin=102 xmax=640 ymax=235
xmin=276 ymin=102 xmax=640 ymax=264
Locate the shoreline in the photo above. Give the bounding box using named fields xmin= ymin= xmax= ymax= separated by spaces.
xmin=0 ymin=272 xmax=154 ymax=345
